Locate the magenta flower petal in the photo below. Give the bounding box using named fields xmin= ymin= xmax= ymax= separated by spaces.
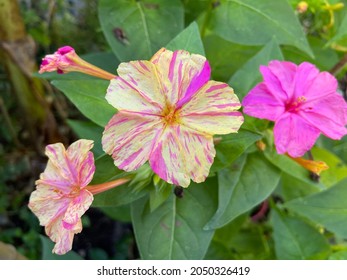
xmin=243 ymin=60 xmax=347 ymax=157
xmin=299 ymin=94 xmax=347 ymax=139
xmin=259 ymin=60 xmax=297 ymax=102
xmin=242 ymin=82 xmax=285 ymax=121
xmin=274 ymin=113 xmax=321 ymax=157
xmin=292 ymin=62 xmax=320 ymax=99
xmin=29 ymin=139 xmax=95 ymax=254
xmin=300 ymin=71 xmax=338 ymax=101
xmin=103 ymin=48 xmax=243 ymax=187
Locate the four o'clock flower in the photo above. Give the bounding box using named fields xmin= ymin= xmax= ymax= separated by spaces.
xmin=39 ymin=46 xmax=115 ymax=80
xmin=29 ymin=139 xmax=130 ymax=254
xmin=102 ymin=48 xmax=244 ymax=188
xmin=242 ymin=60 xmax=347 ymax=158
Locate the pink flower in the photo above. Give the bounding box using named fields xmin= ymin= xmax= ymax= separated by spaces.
xmin=28 ymin=139 xmax=130 ymax=255
xmin=28 ymin=139 xmax=95 ymax=255
xmin=242 ymin=60 xmax=347 ymax=157
xmin=102 ymin=48 xmax=243 ymax=187
xmin=39 ymin=46 xmax=115 ymax=80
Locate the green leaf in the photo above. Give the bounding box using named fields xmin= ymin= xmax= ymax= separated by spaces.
xmin=209 ymin=0 xmax=313 ymax=57
xmin=328 ymin=13 xmax=347 ymax=48
xmin=282 ymin=37 xmax=339 ymax=71
xmin=210 ymin=129 xmax=262 ymax=174
xmin=317 ymin=135 xmax=347 ymax=165
xmin=271 ymin=210 xmax=330 ymax=260
xmin=285 ymin=178 xmax=347 ymax=238
xmin=98 ymin=0 xmax=184 ymax=61
xmin=264 ymin=149 xmax=324 ymax=191
xmin=98 ymin=205 xmax=131 ymax=223
xmin=93 ymin=183 xmax=147 ymax=208
xmin=67 ymin=119 xmax=104 ymax=157
xmin=91 ymin=154 xmax=125 ymax=184
xmin=311 ymin=147 xmax=347 ymax=187
xmin=203 ymin=35 xmax=260 ymax=82
xmin=213 ymin=214 xmax=248 ymax=247
xmin=40 ymin=236 xmax=83 ymax=260
xmin=204 ymin=241 xmax=235 ymax=260
xmin=280 ymin=173 xmax=322 ymax=201
xmin=52 ymin=79 xmax=116 ymax=127
xmin=183 ymin=0 xmax=210 ymax=24
xmin=329 ymin=250 xmax=347 ymax=260
xmin=92 ymin=156 xmax=147 ymax=207
xmin=206 ymin=152 xmax=280 ymax=229
xmin=213 ymin=220 xmax=274 ymax=260
xmin=228 ymin=38 xmax=283 ymax=100
xmin=166 ymin=21 xmax=205 ymax=55
xmin=149 ymin=176 xmax=173 ymax=212
xmin=131 ymin=177 xmax=218 ymax=260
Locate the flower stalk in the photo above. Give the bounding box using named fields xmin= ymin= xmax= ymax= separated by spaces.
xmin=86 ymin=177 xmax=132 ymax=195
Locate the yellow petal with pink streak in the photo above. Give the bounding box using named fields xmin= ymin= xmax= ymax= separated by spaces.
xmin=28 ymin=186 xmax=70 ymax=226
xmin=66 ymin=139 xmax=95 ymax=187
xmin=180 ymin=81 xmax=244 ymax=135
xmin=150 ymin=48 xmax=209 ymax=106
xmin=106 ymin=60 xmax=164 ymax=114
xmin=39 ymin=140 xmax=95 ymax=192
xmin=149 ymin=125 xmax=215 ymax=187
xmin=46 ymin=216 xmax=82 ymax=255
xmin=41 ymin=143 xmax=76 ymax=192
xmin=102 ymin=112 xmax=163 ymax=172
xmin=62 ymin=190 xmax=93 ymax=228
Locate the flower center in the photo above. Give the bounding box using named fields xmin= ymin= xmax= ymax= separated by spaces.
xmin=162 ymin=104 xmax=180 ymax=125
xmin=285 ymin=96 xmax=306 ymax=112
xmin=68 ymin=185 xmax=81 ymax=198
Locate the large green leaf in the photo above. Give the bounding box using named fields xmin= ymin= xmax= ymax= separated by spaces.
xmin=329 ymin=250 xmax=347 ymax=260
xmin=328 ymin=12 xmax=347 ymax=48
xmin=206 ymin=152 xmax=280 ymax=229
xmin=210 ymin=129 xmax=262 ymax=174
xmin=99 ymin=205 xmax=131 ymax=223
xmin=131 ymin=177 xmax=218 ymax=260
xmin=264 ymin=149 xmax=324 ymax=192
xmin=271 ymin=210 xmax=330 ymax=260
xmin=92 ymin=155 xmax=148 ymax=207
xmin=166 ymin=21 xmax=205 ymax=55
xmin=67 ymin=119 xmax=104 ymax=157
xmin=209 ymin=0 xmax=313 ymax=57
xmin=311 ymin=147 xmax=347 ymax=188
xmin=98 ymin=0 xmax=184 ymax=61
xmin=203 ymin=35 xmax=260 ymax=82
xmin=52 ymin=79 xmax=116 ymax=127
xmin=282 ymin=36 xmax=339 ymax=71
xmin=280 ymin=173 xmax=323 ymax=201
xmin=228 ymin=38 xmax=283 ymax=100
xmin=204 ymin=241 xmax=235 ymax=260
xmin=212 ymin=219 xmax=275 ymax=260
xmin=285 ymin=178 xmax=347 ymax=238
